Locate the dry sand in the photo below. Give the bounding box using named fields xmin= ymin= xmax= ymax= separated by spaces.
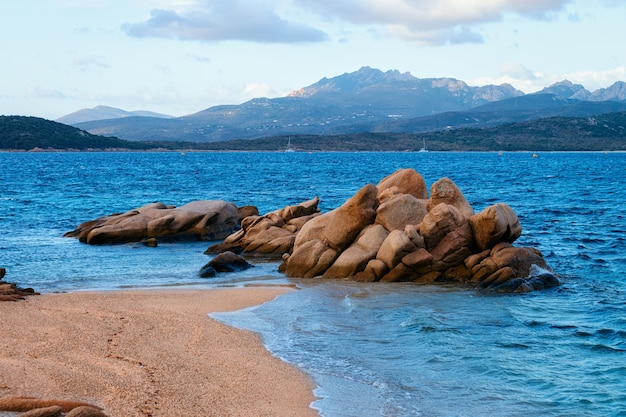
xmin=0 ymin=287 xmax=319 ymax=417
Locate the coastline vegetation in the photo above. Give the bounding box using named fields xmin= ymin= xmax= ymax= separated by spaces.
xmin=0 ymin=116 xmax=153 ymax=151
xmin=1 ymin=112 xmax=624 ymax=152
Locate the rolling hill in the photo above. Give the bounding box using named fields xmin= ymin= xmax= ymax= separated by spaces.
xmin=0 ymin=116 xmax=157 ymax=150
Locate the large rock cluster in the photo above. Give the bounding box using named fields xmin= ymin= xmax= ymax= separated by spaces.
xmin=65 ymin=200 xmax=243 ymax=244
xmin=209 ymin=169 xmax=560 ymax=293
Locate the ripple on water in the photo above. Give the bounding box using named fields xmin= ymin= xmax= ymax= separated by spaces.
xmin=2 ymin=152 xmax=626 ymax=417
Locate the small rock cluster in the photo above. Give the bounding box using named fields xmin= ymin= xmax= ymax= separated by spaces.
xmin=64 ymin=200 xmax=245 ymax=245
xmin=0 ymin=396 xmax=108 ymax=417
xmin=208 ymin=168 xmax=560 ymax=293
xmin=0 ymin=268 xmax=38 ymax=302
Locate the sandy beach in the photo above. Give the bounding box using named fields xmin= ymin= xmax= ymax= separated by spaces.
xmin=0 ymin=287 xmax=319 ymax=417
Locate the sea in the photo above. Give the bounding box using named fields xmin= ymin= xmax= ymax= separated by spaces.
xmin=1 ymin=151 xmax=625 ymax=417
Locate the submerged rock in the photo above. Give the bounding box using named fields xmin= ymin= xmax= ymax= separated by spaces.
xmin=199 ymin=251 xmax=253 ymax=278
xmin=489 ymin=264 xmax=561 ymax=293
xmin=211 ymin=168 xmax=560 ymax=292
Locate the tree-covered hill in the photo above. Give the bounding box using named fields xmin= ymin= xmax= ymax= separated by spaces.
xmin=167 ymin=111 xmax=626 ymax=152
xmin=0 ymin=116 xmax=155 ymax=150
xmin=2 ymin=112 xmax=625 ymax=152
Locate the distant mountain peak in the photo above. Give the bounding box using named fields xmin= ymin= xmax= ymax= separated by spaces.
xmin=57 ymin=105 xmax=173 ymax=125
xmin=591 ymin=81 xmax=626 ymax=101
xmin=287 ymin=67 xmax=522 ymax=103
xmin=539 ymin=80 xmax=590 ymax=100
xmin=289 ymin=66 xmax=419 ymax=97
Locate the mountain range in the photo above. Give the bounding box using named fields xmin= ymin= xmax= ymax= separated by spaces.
xmin=60 ymin=66 xmax=626 ymax=143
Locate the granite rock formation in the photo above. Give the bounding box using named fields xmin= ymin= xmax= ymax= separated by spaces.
xmin=64 ymin=200 xmax=240 ymax=245
xmin=0 ymin=268 xmax=39 ymax=302
xmin=211 ymin=169 xmax=560 ymax=293
xmin=205 ymin=197 xmax=321 ymax=258
xmin=0 ymin=396 xmax=108 ymax=416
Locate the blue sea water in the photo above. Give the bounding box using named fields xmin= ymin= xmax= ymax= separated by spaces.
xmin=1 ymin=151 xmax=625 ymax=416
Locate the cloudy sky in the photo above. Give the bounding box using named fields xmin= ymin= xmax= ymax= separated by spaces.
xmin=1 ymin=0 xmax=625 ymax=120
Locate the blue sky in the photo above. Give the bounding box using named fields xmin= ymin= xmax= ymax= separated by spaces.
xmin=1 ymin=0 xmax=625 ymax=120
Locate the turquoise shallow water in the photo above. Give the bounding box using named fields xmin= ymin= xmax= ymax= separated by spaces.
xmin=1 ymin=151 xmax=625 ymax=416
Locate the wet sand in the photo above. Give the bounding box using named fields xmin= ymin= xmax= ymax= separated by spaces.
xmin=0 ymin=288 xmax=318 ymax=416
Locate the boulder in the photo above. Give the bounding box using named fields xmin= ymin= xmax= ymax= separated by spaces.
xmin=490 ymin=265 xmax=561 ymax=293
xmin=469 ymin=203 xmax=522 ymax=251
xmin=419 ymin=203 xmax=466 ymax=251
xmin=238 ymin=217 xmax=295 ymax=256
xmin=468 ymin=242 xmax=553 ymax=290
xmin=292 ymin=213 xmax=328 ymax=249
xmin=430 ymin=221 xmax=475 ymax=272
xmin=283 ymin=184 xmax=378 ymax=277
xmin=198 ymin=264 xmax=217 ymax=278
xmin=377 ymin=168 xmax=428 ymax=200
xmin=375 ymin=194 xmax=428 ymax=232
xmin=427 ymin=177 xmax=474 ymax=218
xmin=205 ymin=197 xmax=320 ymax=256
xmin=199 ymin=251 xmax=253 ymax=278
xmin=66 ymin=406 xmax=110 ymax=417
xmin=280 ymin=240 xmax=338 ymax=278
xmin=65 ymin=200 xmax=239 ymax=244
xmin=443 ymin=264 xmax=472 ymax=282
xmin=18 ymin=405 xmax=63 ymax=417
xmin=323 ymin=224 xmax=388 ymax=279
xmin=0 ymin=397 xmax=101 ymax=413
xmin=0 ymin=270 xmax=39 ymax=302
xmin=353 ymin=259 xmax=389 ymax=282
xmin=315 ymin=184 xmax=378 ymax=252
xmin=376 ymin=229 xmax=418 ymax=271
xmin=237 ymin=205 xmax=259 ymax=222
xmin=401 ymin=248 xmax=433 ymax=268
xmin=380 ymin=262 xmax=415 ymax=282
xmin=270 ymin=196 xmax=320 ymax=223
xmin=140 ymin=237 xmax=159 ymax=247
xmin=404 ymin=225 xmax=425 ymax=248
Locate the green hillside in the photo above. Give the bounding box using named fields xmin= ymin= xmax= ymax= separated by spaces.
xmin=181 ymin=112 xmax=626 ymax=152
xmin=0 ymin=116 xmax=155 ymax=150
xmin=2 ymin=112 xmax=625 ymax=152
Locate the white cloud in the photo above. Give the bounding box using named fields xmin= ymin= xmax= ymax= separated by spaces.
xmin=25 ymin=86 xmax=67 ymax=100
xmin=563 ymin=67 xmax=626 ymax=91
xmin=499 ymin=62 xmax=539 ymax=81
xmin=187 ymin=53 xmax=211 ymax=64
xmin=296 ymin=0 xmax=572 ymax=44
xmin=388 ymin=25 xmax=483 ymax=45
xmin=122 ymin=0 xmax=328 ymax=43
xmin=72 ymin=55 xmax=109 ymax=72
xmin=242 ymin=83 xmax=280 ymax=99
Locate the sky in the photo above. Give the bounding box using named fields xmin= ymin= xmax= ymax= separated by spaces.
xmin=1 ymin=0 xmax=625 ymax=120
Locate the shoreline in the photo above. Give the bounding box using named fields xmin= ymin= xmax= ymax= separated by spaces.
xmin=0 ymin=287 xmax=319 ymax=417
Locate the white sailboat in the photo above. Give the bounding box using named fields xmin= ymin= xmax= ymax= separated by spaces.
xmin=285 ymin=137 xmax=295 ymax=152
xmin=419 ymin=138 xmax=428 ymax=152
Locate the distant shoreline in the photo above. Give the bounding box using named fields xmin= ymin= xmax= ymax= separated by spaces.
xmin=1 ymin=148 xmax=624 ymax=153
